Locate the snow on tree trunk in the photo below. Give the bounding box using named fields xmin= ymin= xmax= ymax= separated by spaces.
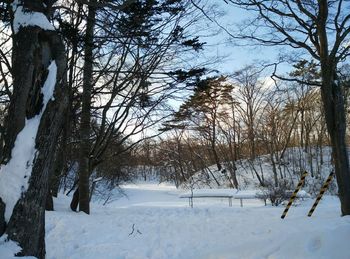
xmin=0 ymin=62 xmax=57 ymax=222
xmin=0 ymin=0 xmax=68 ymax=258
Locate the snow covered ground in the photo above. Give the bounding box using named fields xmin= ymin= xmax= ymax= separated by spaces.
xmin=42 ymin=182 xmax=350 ymax=259
xmin=1 ymin=181 xmax=349 ymax=258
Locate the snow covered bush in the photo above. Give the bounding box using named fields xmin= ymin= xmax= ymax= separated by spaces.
xmin=257 ymin=179 xmax=292 ymax=206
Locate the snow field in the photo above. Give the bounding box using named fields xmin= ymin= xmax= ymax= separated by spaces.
xmin=44 ymin=183 xmax=350 ymax=259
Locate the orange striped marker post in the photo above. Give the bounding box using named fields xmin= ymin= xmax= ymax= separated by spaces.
xmin=281 ymin=171 xmax=308 ymax=219
xmin=308 ymin=171 xmax=335 ymax=217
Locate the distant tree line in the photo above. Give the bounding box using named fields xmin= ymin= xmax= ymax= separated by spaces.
xmin=136 ymin=62 xmax=349 ymax=191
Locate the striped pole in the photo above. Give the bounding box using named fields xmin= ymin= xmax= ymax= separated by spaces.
xmin=308 ymin=171 xmax=335 ymax=217
xmin=281 ymin=171 xmax=308 ymax=219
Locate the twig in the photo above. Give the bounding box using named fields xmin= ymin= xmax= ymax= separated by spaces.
xmin=129 ymin=224 xmax=142 ymax=236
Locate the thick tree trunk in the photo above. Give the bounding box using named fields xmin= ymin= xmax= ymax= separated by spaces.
xmin=317 ymin=1 xmax=350 ymax=216
xmin=46 ymin=191 xmax=54 ymax=211
xmin=319 ymin=62 xmax=350 ymax=215
xmin=321 ymin=77 xmax=350 ymax=215
xmin=0 ymin=1 xmax=68 ymax=257
xmin=5 ymin=30 xmax=67 ymax=258
xmin=49 ymin=132 xmax=68 ymax=199
xmin=77 ymin=0 xmax=96 ymax=214
xmin=50 ymin=148 xmax=64 ymax=198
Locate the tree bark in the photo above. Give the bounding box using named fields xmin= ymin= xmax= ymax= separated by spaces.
xmin=317 ymin=1 xmax=350 ymax=215
xmin=0 ymin=198 xmax=5 ymax=236
xmin=5 ymin=29 xmax=67 ymax=258
xmin=77 ymin=0 xmax=97 ymax=214
xmin=45 ymin=191 xmax=54 ymax=211
xmin=49 ymin=131 xmax=68 ymax=199
xmin=0 ymin=1 xmax=68 ymax=257
xmin=70 ymin=187 xmax=80 ymax=212
xmin=321 ymin=75 xmax=350 ymax=215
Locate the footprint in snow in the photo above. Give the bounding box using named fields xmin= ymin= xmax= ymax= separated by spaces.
xmin=307 ymin=237 xmax=322 ymax=252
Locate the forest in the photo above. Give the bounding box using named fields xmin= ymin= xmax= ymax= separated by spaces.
xmin=0 ymin=0 xmax=350 ymax=258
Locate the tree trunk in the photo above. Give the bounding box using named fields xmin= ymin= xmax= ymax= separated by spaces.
xmin=270 ymin=152 xmax=278 ymax=187
xmin=321 ymin=77 xmax=350 ymax=215
xmin=0 ymin=1 xmax=68 ymax=257
xmin=6 ymin=31 xmax=67 ymax=258
xmin=0 ymin=198 xmax=5 ymax=236
xmin=77 ymin=0 xmax=96 ymax=214
xmin=49 ymin=131 xmax=68 ymax=199
xmin=45 ymin=191 xmax=54 ymax=211
xmin=211 ymin=140 xmax=222 ymax=171
xmin=70 ymin=187 xmax=80 ymax=212
xmin=317 ymin=0 xmax=350 ymax=216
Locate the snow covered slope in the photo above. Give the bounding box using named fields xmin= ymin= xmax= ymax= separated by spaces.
xmin=183 ymin=147 xmax=337 ymax=196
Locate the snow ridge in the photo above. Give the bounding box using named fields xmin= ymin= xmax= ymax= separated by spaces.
xmin=0 ymin=61 xmax=57 ymax=222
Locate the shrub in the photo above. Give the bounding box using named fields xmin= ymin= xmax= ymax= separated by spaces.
xmin=257 ymin=179 xmax=292 ymax=206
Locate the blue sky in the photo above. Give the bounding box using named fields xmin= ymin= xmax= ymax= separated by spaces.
xmin=196 ymin=2 xmax=301 ymax=76
xmin=198 ymin=1 xmax=350 ymax=78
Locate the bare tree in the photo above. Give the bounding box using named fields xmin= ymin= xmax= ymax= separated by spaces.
xmin=226 ymin=0 xmax=350 ymax=215
xmin=232 ymin=65 xmax=266 ymax=160
xmin=66 ymin=0 xmax=210 ymax=211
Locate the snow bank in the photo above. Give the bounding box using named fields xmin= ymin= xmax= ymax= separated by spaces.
xmin=12 ymin=0 xmax=54 ymax=33
xmin=0 ymin=61 xmax=57 ymax=222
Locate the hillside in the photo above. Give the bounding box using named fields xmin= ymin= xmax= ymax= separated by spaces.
xmin=182 ymin=147 xmax=337 ymax=196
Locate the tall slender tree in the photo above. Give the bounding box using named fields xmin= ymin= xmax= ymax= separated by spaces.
xmin=169 ymin=76 xmax=238 ymax=186
xmin=77 ymin=0 xmax=97 ymax=215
